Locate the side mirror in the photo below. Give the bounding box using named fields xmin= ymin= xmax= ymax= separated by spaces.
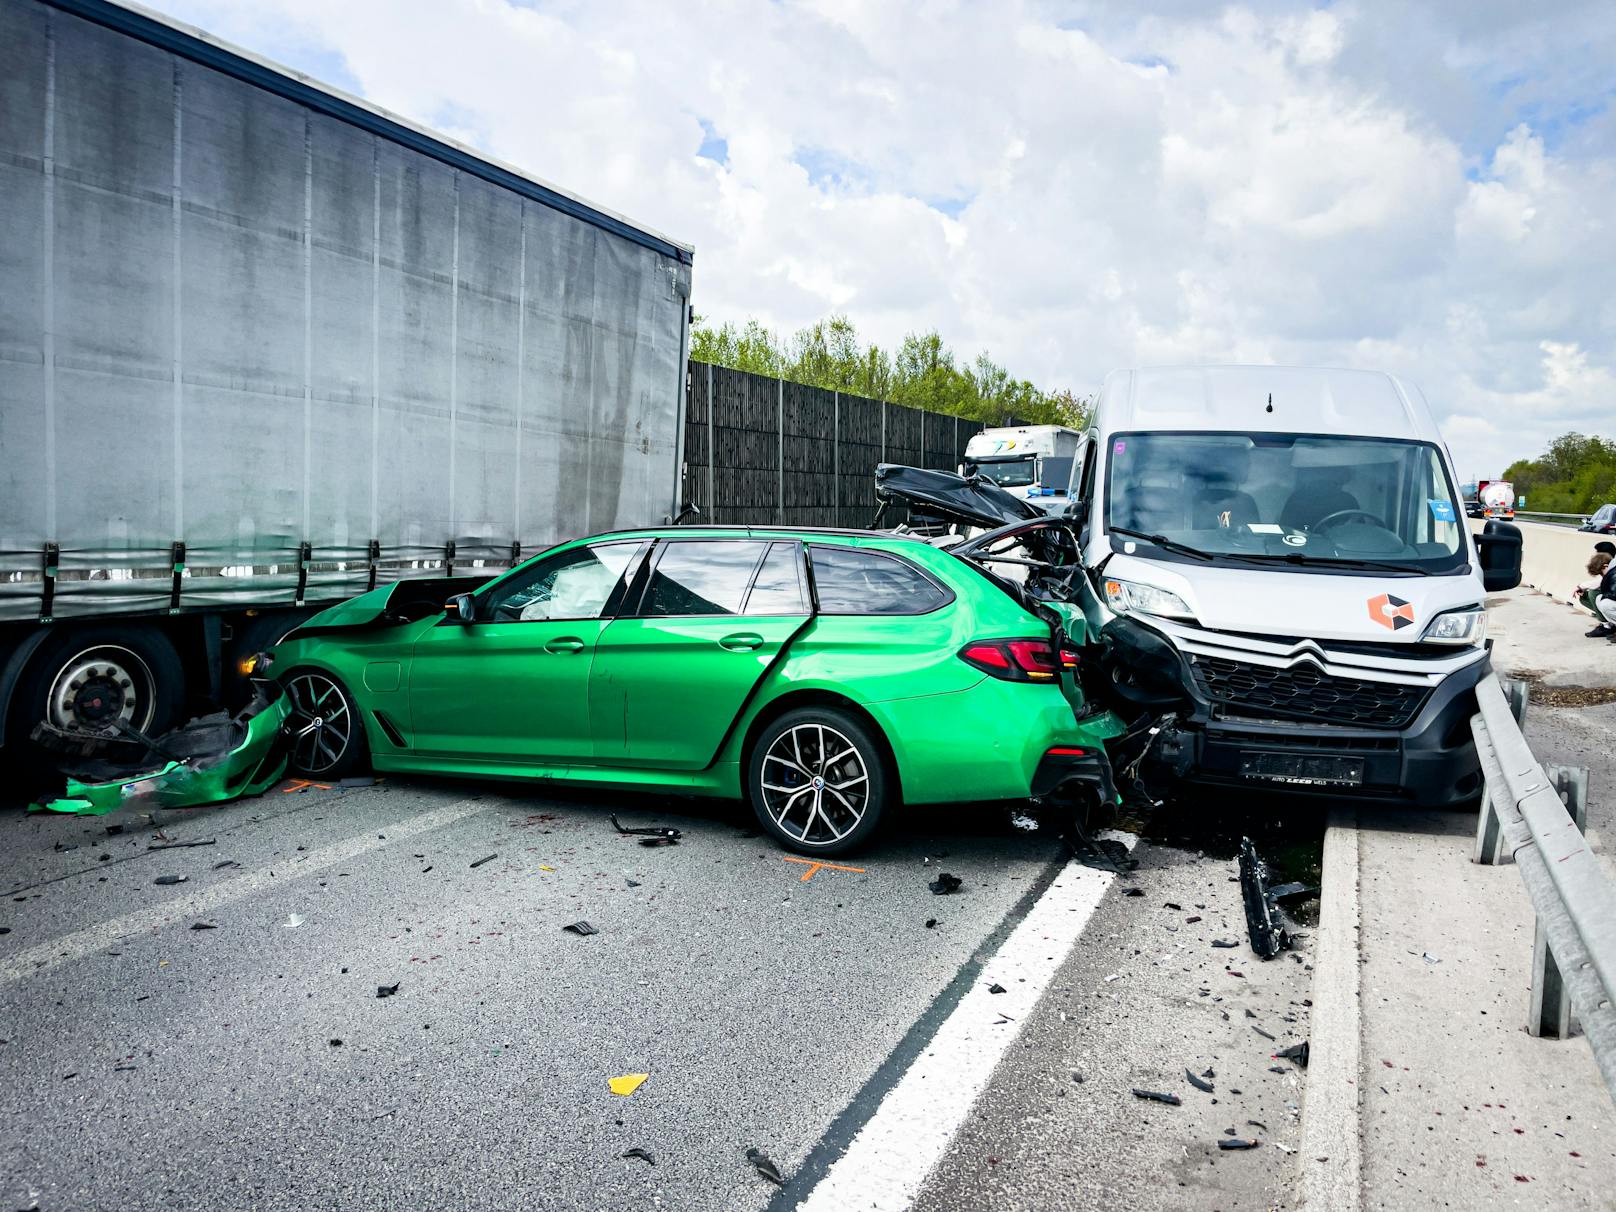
xmin=1475 ymin=520 xmax=1522 ymax=593
xmin=446 ymin=593 xmax=477 ymax=623
xmin=1062 ymin=499 xmax=1089 ymax=527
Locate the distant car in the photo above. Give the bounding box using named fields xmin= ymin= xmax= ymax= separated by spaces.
xmin=1579 ymin=504 xmax=1616 ymax=533
xmin=1464 ymin=500 xmax=1485 ymax=519
xmin=264 ymin=518 xmax=1125 ymax=854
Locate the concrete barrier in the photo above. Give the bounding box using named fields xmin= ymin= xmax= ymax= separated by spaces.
xmin=1472 ymin=518 xmax=1604 ymax=605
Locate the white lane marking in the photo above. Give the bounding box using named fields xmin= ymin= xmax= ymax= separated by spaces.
xmin=795 ymin=832 xmax=1137 ymax=1212
xmin=0 ymin=795 xmax=493 ymax=986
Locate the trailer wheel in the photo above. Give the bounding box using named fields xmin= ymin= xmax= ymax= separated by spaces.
xmin=14 ymin=624 xmax=184 ymax=742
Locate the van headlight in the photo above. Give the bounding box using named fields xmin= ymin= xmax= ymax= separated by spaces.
xmin=1422 ymin=607 xmax=1486 ymax=646
xmin=1103 ymin=578 xmax=1195 ymax=621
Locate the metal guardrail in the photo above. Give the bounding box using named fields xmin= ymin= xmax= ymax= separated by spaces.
xmin=1472 ymin=675 xmax=1616 ymax=1103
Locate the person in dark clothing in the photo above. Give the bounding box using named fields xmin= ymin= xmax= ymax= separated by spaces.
xmin=1576 ymin=543 xmax=1614 ymax=635
xmin=1280 ymin=465 xmax=1359 ymax=532
xmin=1595 ymin=541 xmax=1616 ymax=640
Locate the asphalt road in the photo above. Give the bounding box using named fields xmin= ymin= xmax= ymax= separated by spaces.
xmin=0 ymin=768 xmax=1322 ymax=1212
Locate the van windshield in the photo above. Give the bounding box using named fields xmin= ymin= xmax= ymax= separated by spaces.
xmin=1104 ymin=432 xmax=1467 ymax=573
xmin=967 ymin=457 xmax=1037 ymax=488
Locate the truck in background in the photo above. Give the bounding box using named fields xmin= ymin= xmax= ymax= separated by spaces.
xmin=0 ymin=0 xmax=692 ymax=756
xmin=1478 ymin=480 xmax=1517 ymax=520
xmin=962 ymin=425 xmax=1081 ymax=512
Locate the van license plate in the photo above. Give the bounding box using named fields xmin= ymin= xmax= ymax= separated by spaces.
xmin=1239 ymin=753 xmax=1364 ymax=787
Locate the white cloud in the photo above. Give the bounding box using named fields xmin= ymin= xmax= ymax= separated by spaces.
xmin=151 ymin=0 xmax=1616 ymax=477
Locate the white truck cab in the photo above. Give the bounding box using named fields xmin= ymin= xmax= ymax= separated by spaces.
xmin=1068 ymin=366 xmax=1521 ymax=806
xmin=964 ymin=425 xmax=1081 ymax=512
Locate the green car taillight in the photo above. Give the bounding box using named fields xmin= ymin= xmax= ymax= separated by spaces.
xmin=958 ymin=637 xmax=1080 ymax=682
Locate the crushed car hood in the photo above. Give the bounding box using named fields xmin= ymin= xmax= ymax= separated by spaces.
xmin=875 ymin=464 xmax=1050 ymax=531
xmin=285 ymin=574 xmax=496 ymax=640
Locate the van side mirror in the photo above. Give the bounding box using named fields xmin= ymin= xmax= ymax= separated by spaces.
xmin=1475 ymin=521 xmax=1522 ymax=593
xmin=446 ymin=593 xmax=477 ymax=623
xmin=1062 ymin=499 xmax=1089 ymax=527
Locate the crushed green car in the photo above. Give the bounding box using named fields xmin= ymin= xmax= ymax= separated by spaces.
xmin=31 ymin=684 xmax=291 ymax=816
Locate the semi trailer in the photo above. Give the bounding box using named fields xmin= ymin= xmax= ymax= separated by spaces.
xmin=0 ymin=0 xmax=694 ymax=754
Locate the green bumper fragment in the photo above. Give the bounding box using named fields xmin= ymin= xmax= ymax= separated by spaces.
xmin=33 ymin=693 xmax=292 ymax=816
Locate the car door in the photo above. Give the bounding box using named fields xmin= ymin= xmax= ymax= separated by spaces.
xmin=590 ymin=539 xmax=811 ymax=769
xmin=407 ymin=540 xmax=647 ymax=763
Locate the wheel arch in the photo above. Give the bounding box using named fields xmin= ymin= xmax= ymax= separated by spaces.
xmin=737 ymin=689 xmax=903 ymax=806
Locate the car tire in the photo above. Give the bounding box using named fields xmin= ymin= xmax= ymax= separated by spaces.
xmin=281 ymin=669 xmax=369 ymax=780
xmin=13 ymin=623 xmax=184 ymax=746
xmin=748 ymin=706 xmax=890 ymax=855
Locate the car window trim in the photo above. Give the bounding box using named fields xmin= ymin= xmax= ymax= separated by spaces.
xmin=739 ymin=540 xmax=811 ymax=616
xmin=475 ymin=538 xmax=645 ymax=625
xmin=806 ymin=543 xmax=957 ymax=616
xmin=628 ymin=537 xmax=777 ymax=621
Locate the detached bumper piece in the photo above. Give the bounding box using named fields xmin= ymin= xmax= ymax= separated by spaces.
xmin=30 ymin=684 xmax=292 ymax=816
xmin=1238 ymin=836 xmax=1294 ymax=960
xmin=1031 ymin=745 xmax=1117 ymax=809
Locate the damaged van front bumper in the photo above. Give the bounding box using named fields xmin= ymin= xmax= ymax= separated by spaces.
xmin=32 ymin=682 xmax=292 ymax=816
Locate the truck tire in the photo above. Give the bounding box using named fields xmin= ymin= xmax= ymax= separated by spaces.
xmin=12 ymin=624 xmax=185 ymax=744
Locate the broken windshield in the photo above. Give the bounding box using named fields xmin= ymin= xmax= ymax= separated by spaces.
xmin=1104 ymin=432 xmax=1467 ymax=574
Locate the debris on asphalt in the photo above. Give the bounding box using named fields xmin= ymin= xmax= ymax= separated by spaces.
xmin=1186 ymin=1069 xmax=1214 ymax=1093
xmin=1065 ymin=824 xmax=1137 ymax=873
xmin=1422 ymin=952 xmax=1441 ymax=965
xmin=329 ymin=1039 xmax=343 ymax=1047
xmin=1219 ymin=1138 xmax=1261 ymax=1151
xmin=213 ymin=859 xmax=239 ymax=870
xmin=148 ymin=839 xmax=216 ymax=850
xmin=610 ymin=815 xmax=682 ymax=846
xmin=987 ymin=983 xmax=1006 ymax=994
xmin=609 ymin=1073 xmax=649 ymax=1096
xmin=622 ymin=1148 xmax=656 ymax=1166
xmin=284 ymin=914 xmax=304 ymax=928
xmin=1163 ymin=901 xmax=1182 ymax=910
xmin=469 ymin=854 xmax=498 ymax=868
xmin=1247 ymin=1119 xmax=1269 ymax=1131
xmin=928 ymin=872 xmax=962 ymax=895
xmin=1253 ymin=1026 xmax=1276 ymax=1041
xmin=562 ymin=921 xmax=598 ymax=936
xmin=1268 ymin=881 xmax=1317 ymax=903
xmin=1131 ymin=1088 xmax=1181 ymax=1106
xmin=626 ymin=879 xmax=641 ymax=888
xmin=1276 ymin=1041 xmax=1310 ymax=1068
xmin=1238 ymin=837 xmax=1295 ymax=960
xmin=189 ymin=922 xmax=217 ymax=931
xmin=1122 ymin=887 xmax=1145 ymax=898
xmin=1211 ymin=938 xmax=1238 ymax=948
xmin=377 ymin=982 xmax=400 ymax=999
xmin=925 ymin=918 xmax=938 ymax=928
xmin=54 ymin=841 xmax=78 ymax=852
xmin=745 ymin=1147 xmax=785 ymax=1186
xmin=153 ymin=875 xmax=187 ymax=885
xmin=1185 ymin=915 xmax=1202 ymax=924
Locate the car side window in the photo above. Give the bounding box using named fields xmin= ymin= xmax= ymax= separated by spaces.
xmin=742 ymin=542 xmax=808 ymax=614
xmin=483 ymin=543 xmax=640 ymax=622
xmin=808 ymin=545 xmax=951 ymax=615
xmin=640 ymin=540 xmax=769 ymax=617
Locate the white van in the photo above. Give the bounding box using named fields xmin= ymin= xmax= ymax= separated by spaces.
xmin=1065 ymin=366 xmax=1521 ymax=806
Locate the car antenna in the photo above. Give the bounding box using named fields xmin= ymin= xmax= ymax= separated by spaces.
xmin=1266 ymin=392 xmax=1274 ymax=413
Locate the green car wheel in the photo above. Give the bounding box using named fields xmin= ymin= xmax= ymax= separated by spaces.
xmin=283 ymin=670 xmax=368 ymax=780
xmin=749 ymin=706 xmax=890 ymax=855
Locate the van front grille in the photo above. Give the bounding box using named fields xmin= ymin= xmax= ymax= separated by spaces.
xmin=1190 ymin=655 xmax=1429 ymax=729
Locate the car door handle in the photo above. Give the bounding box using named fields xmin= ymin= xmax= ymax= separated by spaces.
xmin=545 ymin=637 xmax=586 ymax=654
xmin=719 ymin=632 xmax=764 ymax=652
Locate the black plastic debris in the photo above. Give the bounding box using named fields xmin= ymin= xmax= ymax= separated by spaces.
xmin=611 ymin=814 xmax=682 ymax=846
xmin=149 ymin=839 xmax=216 ymax=851
xmin=469 ymin=854 xmax=498 ymax=869
xmin=54 ymin=841 xmax=78 ymax=852
xmin=1268 ymin=881 xmax=1316 ymax=901
xmin=189 ymin=922 xmax=217 ymax=931
xmin=1122 ymin=887 xmax=1145 ymax=898
xmin=153 ymin=875 xmax=187 ymax=886
xmin=1238 ymin=837 xmax=1294 ymax=960
xmin=1247 ymin=1119 xmax=1269 ymax=1131
xmin=1253 ymin=1026 xmax=1276 ymax=1041
xmin=1276 ymin=1041 xmax=1310 ymax=1068
xmin=1163 ymin=901 xmax=1182 ymax=911
xmin=987 ymin=983 xmax=1006 ymax=994
xmin=98 ymin=854 xmax=111 ymax=862
xmin=622 ymin=1148 xmax=656 ymax=1166
xmin=1219 ymin=1139 xmax=1260 ymax=1151
xmin=1131 ymin=1088 xmax=1181 ymax=1106
xmin=746 ymin=1147 xmax=785 ymax=1186
xmin=1065 ymin=822 xmax=1138 ymax=873
xmin=626 ymin=879 xmax=641 ymax=888
xmin=929 ymin=872 xmax=962 ymax=895
xmin=105 ymin=824 xmax=124 ymax=836
xmin=562 ymin=921 xmax=598 ymax=936
xmin=213 ymin=859 xmax=239 ymax=870
xmin=1186 ymin=1069 xmax=1214 ymax=1093
xmin=1211 ymin=938 xmax=1238 ymax=948
xmin=377 ymin=982 xmax=401 ymax=999
xmin=329 ymin=1039 xmax=343 ymax=1047
xmin=1268 ymin=1066 xmax=1288 ymax=1074
xmin=925 ymin=918 xmax=938 ymax=929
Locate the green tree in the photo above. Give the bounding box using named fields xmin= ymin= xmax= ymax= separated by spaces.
xmin=1501 ymin=431 xmax=1616 ymax=513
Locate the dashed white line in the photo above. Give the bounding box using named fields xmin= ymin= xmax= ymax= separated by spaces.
xmin=793 ymin=832 xmax=1136 ymax=1212
xmin=0 ymin=795 xmax=493 ymax=986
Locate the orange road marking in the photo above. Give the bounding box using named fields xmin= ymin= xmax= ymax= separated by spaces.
xmin=781 ymin=855 xmax=867 ymax=882
xmin=280 ymin=779 xmax=333 ymax=793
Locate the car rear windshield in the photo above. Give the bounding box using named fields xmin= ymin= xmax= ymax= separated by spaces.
xmin=808 ymin=545 xmax=951 ymax=614
xmin=1105 ymin=431 xmax=1467 ymax=573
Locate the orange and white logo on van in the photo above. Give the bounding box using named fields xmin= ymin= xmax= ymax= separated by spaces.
xmin=1367 ymin=593 xmax=1415 ymax=631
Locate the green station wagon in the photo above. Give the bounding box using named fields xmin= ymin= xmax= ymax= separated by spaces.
xmin=266 ymin=518 xmax=1127 ymax=853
